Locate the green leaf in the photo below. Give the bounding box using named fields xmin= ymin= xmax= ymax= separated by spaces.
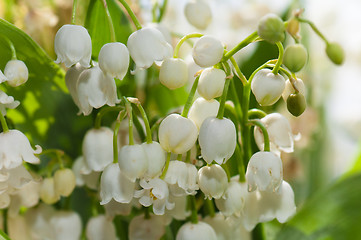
xmin=84 ymin=0 xmax=133 ymax=59
xmin=0 ymin=229 xmax=11 ymax=240
xmin=276 ymin=173 xmax=361 ymax=239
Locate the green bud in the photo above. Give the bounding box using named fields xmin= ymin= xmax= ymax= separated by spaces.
xmin=326 ymin=42 xmax=344 ymax=65
xmin=257 ymin=13 xmax=285 ymax=43
xmin=286 ymin=18 xmax=300 ymax=38
xmin=287 ymin=93 xmax=306 ymax=117
xmin=283 ymin=44 xmax=308 ymax=72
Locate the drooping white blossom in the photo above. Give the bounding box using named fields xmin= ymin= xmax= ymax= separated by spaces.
xmin=0 ymin=129 xmax=41 ymax=169
xmin=8 ymin=181 xmax=40 ymax=217
xmin=188 ymin=97 xmax=219 ymax=130
xmin=198 ymin=164 xmax=228 ymax=199
xmin=86 ymin=215 xmax=117 ymax=240
xmin=0 ymin=90 xmax=19 ymax=116
xmin=118 ymin=144 xmax=148 ymax=182
xmin=246 ymin=151 xmax=283 ymax=193
xmin=49 ymin=211 xmax=82 ymax=240
xmin=65 ymin=63 xmax=85 ymax=108
xmin=197 ymin=68 xmax=226 ymax=100
xmin=76 ymin=66 xmax=119 ymax=116
xmin=192 ymin=36 xmax=224 ymax=68
xmin=98 ymin=42 xmax=130 ymax=80
xmin=251 ymin=69 xmax=285 ymax=106
xmin=215 ymin=180 xmax=247 ymax=217
xmin=142 ymin=141 xmax=166 ymax=179
xmin=0 ymin=70 xmax=7 ymax=83
xmin=199 ymin=117 xmax=236 ymax=165
xmin=282 ymin=78 xmax=306 ymax=101
xmin=158 ymin=114 xmax=198 ymax=154
xmin=129 ymin=214 xmax=169 ymax=240
xmin=104 ymin=199 xmax=137 ymax=218
xmin=176 ymin=221 xmax=217 ymax=240
xmin=159 ymin=58 xmax=189 ymax=90
xmin=184 ymin=0 xmax=212 ymax=30
xmin=127 ymin=27 xmax=172 ymax=72
xmin=54 ymin=24 xmax=92 ymax=68
xmin=4 ymin=60 xmax=29 ymax=87
xmin=166 ymin=195 xmax=191 ymax=220
xmin=72 ymin=156 xmax=100 ymax=190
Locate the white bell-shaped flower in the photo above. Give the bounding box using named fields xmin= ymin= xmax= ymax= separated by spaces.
xmin=100 ymin=163 xmax=135 ymax=204
xmin=0 ymin=90 xmax=19 ymax=116
xmin=77 ymin=66 xmax=119 ymax=116
xmin=54 ymin=24 xmax=92 ymax=68
xmin=8 ymin=215 xmax=32 ymax=240
xmin=166 ymin=195 xmax=191 ymax=220
xmin=127 ymin=27 xmax=172 ymax=71
xmin=188 ymin=97 xmax=219 ymax=130
xmin=0 ymin=129 xmax=41 ymax=169
xmin=65 ymin=63 xmax=85 ymax=108
xmin=134 ymin=178 xmax=174 ymax=215
xmin=40 ymin=177 xmax=60 ymax=204
xmin=198 ymin=164 xmax=228 ymax=199
xmin=104 ymin=199 xmax=136 ymax=218
xmin=98 ymin=42 xmax=129 ymax=80
xmin=72 ymin=156 xmax=100 ymax=190
xmin=86 ymin=215 xmax=117 ymax=240
xmin=164 ymin=160 xmax=198 ymax=196
xmin=246 ymin=151 xmax=283 ymax=193
xmin=159 ymin=58 xmax=188 ymax=90
xmin=197 ymin=68 xmax=226 ymax=100
xmin=0 ymin=70 xmax=6 ymax=83
xmin=254 ymin=113 xmax=297 ymax=154
xmin=192 ymin=36 xmax=224 ymax=68
xmin=82 ymin=127 xmax=113 ymax=172
xmin=158 ymin=114 xmax=198 ymax=154
xmin=142 ymin=141 xmax=166 ymax=179
xmin=184 ymin=0 xmax=212 ymax=30
xmin=251 ymin=69 xmax=285 ymax=106
xmin=199 ymin=117 xmax=236 ymax=165
xmin=203 ymin=213 xmax=237 ymax=240
xmin=282 ymin=78 xmax=306 ymax=101
xmin=53 ymin=168 xmax=76 ymax=197
xmin=215 ymin=180 xmax=247 ymax=217
xmin=2 ymin=165 xmax=33 ymax=190
xmin=8 ymin=181 xmax=40 ymax=217
xmin=4 ymin=60 xmax=29 ymax=87
xmin=176 ymin=221 xmax=217 ymax=240
xmin=25 ymin=204 xmax=56 ymax=239
xmin=129 ymin=214 xmax=168 ymax=240
xmin=118 ymin=144 xmax=148 ymax=182
xmin=50 ymin=211 xmax=82 ymax=240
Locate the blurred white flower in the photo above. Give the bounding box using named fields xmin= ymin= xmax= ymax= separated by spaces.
xmin=53 ymin=168 xmax=76 ymax=197
xmin=176 ymin=221 xmax=217 ymax=240
xmin=184 ymin=0 xmax=212 ymax=30
xmin=188 ymin=97 xmax=219 ymax=130
xmin=192 ymin=36 xmax=224 ymax=68
xmin=166 ymin=195 xmax=191 ymax=220
xmin=129 ymin=213 xmax=169 ymax=240
xmin=0 ymin=70 xmax=7 ymax=83
xmin=215 ymin=180 xmax=247 ymax=217
xmin=86 ymin=215 xmax=117 ymax=240
xmin=4 ymin=60 xmax=29 ymax=87
xmin=104 ymin=199 xmax=137 ymax=218
xmin=0 ymin=90 xmax=19 ymax=116
xmin=198 ymin=164 xmax=228 ymax=199
xmin=197 ymin=68 xmax=226 ymax=100
xmin=0 ymin=129 xmax=41 ymax=169
xmin=50 ymin=211 xmax=82 ymax=240
xmin=54 ymin=24 xmax=92 ymax=68
xmin=39 ymin=177 xmax=60 ymax=204
xmin=72 ymin=156 xmax=100 ymax=190
xmin=65 ymin=63 xmax=85 ymax=109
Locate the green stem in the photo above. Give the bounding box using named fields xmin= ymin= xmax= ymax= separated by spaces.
xmin=297 ymin=17 xmax=328 ymax=44
xmin=248 ymin=119 xmax=270 ymax=152
xmin=190 ymin=195 xmax=198 ymax=224
xmin=248 ymin=109 xmax=267 ymax=119
xmin=177 ymin=154 xmax=182 ymax=161
xmin=271 ymin=42 xmax=284 ymax=74
xmin=230 ymin=80 xmax=243 ymax=125
xmin=71 ymin=0 xmax=78 ymax=24
xmin=94 ymin=106 xmax=123 ymax=129
xmin=134 ymin=101 xmax=152 ymax=144
xmin=151 ymin=1 xmax=158 ymax=22
xmin=132 ymin=109 xmax=146 ymax=141
xmin=0 ymin=113 xmax=9 ymax=133
xmin=5 ymin=38 xmax=16 ymax=60
xmin=157 ymin=0 xmax=168 ymax=22
xmin=174 ymin=33 xmax=203 ymax=58
xmin=248 ymin=59 xmax=277 ymax=85
xmin=223 ymin=31 xmax=259 ymax=61
xmin=217 ymin=62 xmax=232 ymax=119
xmin=181 ymin=76 xmax=200 ymax=117
xmin=205 ymin=199 xmax=215 ymax=218
xmin=118 ymin=0 xmax=142 ymax=30
xmin=186 ymin=150 xmax=191 ymax=163
xmin=241 ymin=82 xmax=251 ymax=164
xmin=229 ymin=56 xmax=247 ymax=85
xmin=101 ymin=0 xmax=116 ymax=42
xmin=2 ymin=209 xmax=8 ymax=237
xmin=252 ymin=223 xmax=266 ymax=240
xmin=144 ymin=207 xmax=151 ymax=219
xmin=160 ymin=152 xmax=171 ymax=179
xmin=113 ymin=110 xmax=127 ymax=163
xmin=123 ymin=97 xmax=134 ymax=145
xmin=235 ymin=143 xmax=246 ymax=182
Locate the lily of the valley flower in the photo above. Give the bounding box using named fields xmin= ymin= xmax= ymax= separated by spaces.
xmin=0 ymin=70 xmax=6 ymax=83
xmin=197 ymin=68 xmax=226 ymax=100
xmin=215 ymin=180 xmax=247 ymax=217
xmin=129 ymin=214 xmax=169 ymax=240
xmin=118 ymin=144 xmax=148 ymax=182
xmin=198 ymin=164 xmax=228 ymax=199
xmin=192 ymin=36 xmax=224 ymax=68
xmin=199 ymin=117 xmax=236 ymax=165
xmin=65 ymin=63 xmax=85 ymax=109
xmin=176 ymin=221 xmax=217 ymax=240
xmin=72 ymin=156 xmax=100 ymax=190
xmin=282 ymin=78 xmax=306 ymax=101
xmin=40 ymin=177 xmax=60 ymax=205
xmin=246 ymin=151 xmax=283 ymax=193
xmin=53 ymin=168 xmax=76 ymax=197
xmin=0 ymin=129 xmax=41 ymax=169
xmin=159 ymin=58 xmax=189 ymax=90
xmin=188 ymin=97 xmax=220 ymax=130
xmin=86 ymin=215 xmax=117 ymax=240
xmin=184 ymin=0 xmax=212 ymax=30
xmin=142 ymin=141 xmax=166 ymax=179
xmin=0 ymin=90 xmax=19 ymax=116
xmin=127 ymin=27 xmax=172 ymax=72
xmin=4 ymin=60 xmax=29 ymax=87
xmin=49 ymin=211 xmax=82 ymax=240
xmin=166 ymin=195 xmax=191 ymax=220
xmin=98 ymin=42 xmax=130 ymax=80
xmin=76 ymin=66 xmax=119 ymax=116
xmin=54 ymin=24 xmax=92 ymax=68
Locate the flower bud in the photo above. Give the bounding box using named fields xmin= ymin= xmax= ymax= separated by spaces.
xmin=98 ymin=42 xmax=130 ymax=80
xmin=283 ymin=44 xmax=308 ymax=72
xmin=4 ymin=60 xmax=29 ymax=87
xmin=257 ymin=13 xmax=285 ymax=43
xmin=53 ymin=168 xmax=76 ymax=197
xmin=184 ymin=0 xmax=212 ymax=30
xmin=158 ymin=114 xmax=198 ymax=154
xmin=199 ymin=117 xmax=236 ymax=165
xmin=188 ymin=97 xmax=219 ymax=130
xmin=282 ymin=78 xmax=306 ymax=101
xmin=215 ymin=181 xmax=247 ymax=217
xmin=286 ymin=18 xmax=300 ymax=38
xmin=54 ymin=24 xmax=92 ymax=68
xmin=326 ymin=42 xmax=344 ymax=65
xmin=40 ymin=178 xmax=60 ymax=204
xmin=287 ymin=93 xmax=307 ymax=117
xmin=198 ymin=164 xmax=228 ymax=199
xmin=159 ymin=58 xmax=188 ymax=89
xmin=176 ymin=221 xmax=217 ymax=240
xmin=251 ymin=69 xmax=285 ymax=106
xmin=192 ymin=36 xmax=224 ymax=68
xmin=142 ymin=141 xmax=166 ymax=179
xmin=197 ymin=68 xmax=226 ymax=100
xmin=246 ymin=151 xmax=283 ymax=193
xmin=118 ymin=144 xmax=148 ymax=182
xmin=127 ymin=27 xmax=172 ymax=71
